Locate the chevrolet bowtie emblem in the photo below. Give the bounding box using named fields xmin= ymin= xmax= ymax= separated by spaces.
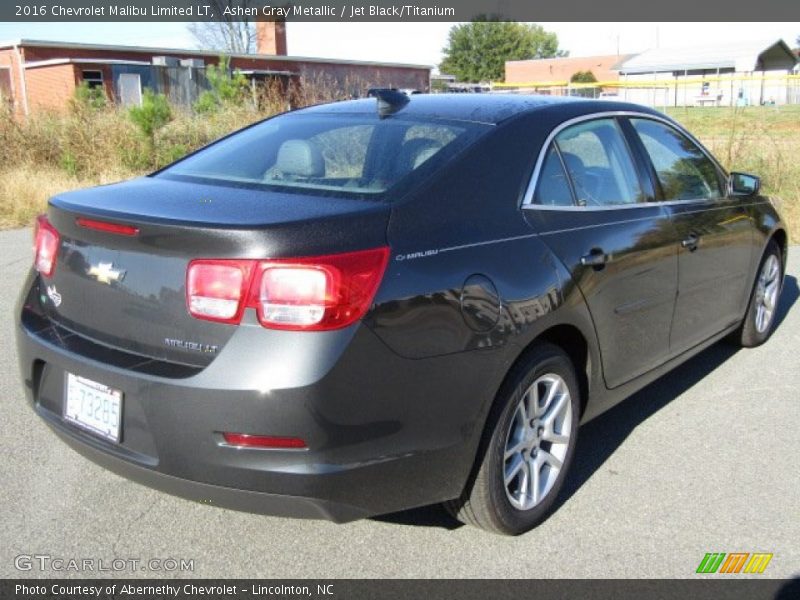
xmin=87 ymin=262 xmax=126 ymax=285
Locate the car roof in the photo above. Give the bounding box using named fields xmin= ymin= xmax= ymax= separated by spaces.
xmin=295 ymin=93 xmax=661 ymax=125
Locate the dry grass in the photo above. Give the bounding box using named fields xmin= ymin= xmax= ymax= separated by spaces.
xmin=0 ymin=76 xmax=374 ymax=230
xmin=0 ymin=165 xmax=130 ymax=229
xmin=1 ymin=100 xmax=798 ymax=241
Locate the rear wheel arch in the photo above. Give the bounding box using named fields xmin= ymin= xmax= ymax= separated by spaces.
xmin=534 ymin=324 xmax=590 ymax=417
xmin=466 ymin=323 xmax=591 ymax=482
xmin=447 ymin=339 xmax=582 ymax=533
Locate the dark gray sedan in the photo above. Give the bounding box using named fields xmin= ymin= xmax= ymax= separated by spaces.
xmin=16 ymin=94 xmax=787 ymax=534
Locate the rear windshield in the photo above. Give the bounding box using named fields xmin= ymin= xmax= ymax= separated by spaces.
xmin=159 ymin=113 xmax=488 ymax=197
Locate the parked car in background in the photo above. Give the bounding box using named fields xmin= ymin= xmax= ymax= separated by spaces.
xmin=17 ymin=94 xmax=786 ymax=535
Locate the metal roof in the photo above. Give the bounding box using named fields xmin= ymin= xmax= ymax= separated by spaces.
xmin=238 ymin=69 xmax=297 ymax=77
xmin=619 ymin=39 xmax=797 ymax=74
xmin=24 ymin=58 xmax=152 ymax=69
xmin=0 ymin=39 xmax=432 ymax=71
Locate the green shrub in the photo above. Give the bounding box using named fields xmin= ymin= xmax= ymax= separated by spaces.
xmin=70 ymin=82 xmax=107 ymax=113
xmin=194 ymin=56 xmax=250 ymax=113
xmin=60 ymin=149 xmax=78 ymax=176
xmin=159 ymin=143 xmax=189 ymax=166
xmin=128 ymin=90 xmax=173 ymax=167
xmin=194 ymin=91 xmax=219 ymax=114
xmin=129 ymin=90 xmax=172 ymax=139
xmin=570 ymin=70 xmax=597 ymax=83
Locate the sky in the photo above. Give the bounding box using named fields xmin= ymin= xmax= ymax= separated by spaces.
xmin=0 ymin=22 xmax=798 ymax=69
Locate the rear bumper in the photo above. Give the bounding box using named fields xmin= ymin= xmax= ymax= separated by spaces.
xmin=16 ymin=273 xmax=504 ymax=521
xmin=45 ymin=416 xmax=367 ymax=522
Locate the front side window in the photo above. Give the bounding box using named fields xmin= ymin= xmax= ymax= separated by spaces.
xmin=630 ymin=118 xmax=722 ymax=201
xmin=536 ymin=118 xmax=644 ymax=207
xmin=161 ymin=114 xmax=487 ymax=197
xmin=555 ymin=119 xmax=644 ymax=207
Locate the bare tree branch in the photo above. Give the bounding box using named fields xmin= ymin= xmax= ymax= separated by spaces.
xmin=188 ymin=0 xmax=258 ymax=54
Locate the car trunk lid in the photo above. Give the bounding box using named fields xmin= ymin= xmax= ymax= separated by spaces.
xmin=41 ymin=176 xmax=390 ymax=367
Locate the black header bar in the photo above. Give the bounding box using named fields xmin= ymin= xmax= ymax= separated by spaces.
xmin=3 ymin=0 xmax=799 ymax=22
xmin=2 ymin=579 xmax=798 ymax=600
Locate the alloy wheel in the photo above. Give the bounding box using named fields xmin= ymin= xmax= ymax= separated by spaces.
xmin=503 ymin=373 xmax=573 ymax=511
xmin=754 ymin=254 xmax=780 ymax=333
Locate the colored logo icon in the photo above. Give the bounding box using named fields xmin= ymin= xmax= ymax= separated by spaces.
xmin=696 ymin=552 xmax=773 ymax=574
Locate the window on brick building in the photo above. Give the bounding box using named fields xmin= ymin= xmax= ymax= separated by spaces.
xmin=81 ymin=70 xmax=104 ymax=89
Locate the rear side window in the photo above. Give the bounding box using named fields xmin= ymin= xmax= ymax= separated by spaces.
xmin=630 ymin=118 xmax=722 ymax=201
xmin=533 ymin=146 xmax=574 ymax=207
xmin=161 ymin=114 xmax=487 ymax=197
xmin=553 ymin=119 xmax=644 ymax=207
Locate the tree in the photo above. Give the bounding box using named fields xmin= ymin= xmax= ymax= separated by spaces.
xmin=194 ymin=56 xmax=250 ymax=113
xmin=129 ymin=90 xmax=173 ymax=167
xmin=187 ymin=1 xmax=257 ymax=54
xmin=570 ymin=70 xmax=597 ymax=97
xmin=439 ymin=18 xmax=566 ymax=82
xmin=570 ymin=70 xmax=597 ymax=84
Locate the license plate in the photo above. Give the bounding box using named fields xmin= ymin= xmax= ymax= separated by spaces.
xmin=64 ymin=373 xmax=123 ymax=443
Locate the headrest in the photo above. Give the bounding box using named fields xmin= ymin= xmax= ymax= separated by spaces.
xmin=275 ymin=140 xmax=325 ymax=178
xmin=396 ymin=138 xmax=441 ymax=176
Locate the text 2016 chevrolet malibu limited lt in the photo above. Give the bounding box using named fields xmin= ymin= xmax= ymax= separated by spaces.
xmin=16 ymin=94 xmax=787 ymax=535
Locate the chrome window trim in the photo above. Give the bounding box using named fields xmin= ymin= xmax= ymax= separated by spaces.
xmin=521 ymin=110 xmax=729 ymax=211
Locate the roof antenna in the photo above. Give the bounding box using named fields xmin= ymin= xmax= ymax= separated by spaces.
xmin=375 ymin=89 xmax=409 ymax=118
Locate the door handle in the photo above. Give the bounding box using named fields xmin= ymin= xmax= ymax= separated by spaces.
xmin=681 ymin=233 xmax=700 ymax=251
xmin=581 ymin=249 xmax=608 ymax=269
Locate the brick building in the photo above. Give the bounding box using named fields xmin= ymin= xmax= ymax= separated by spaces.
xmin=503 ymin=40 xmax=798 ymax=106
xmin=505 ymin=54 xmax=632 ymax=86
xmin=0 ymin=23 xmax=430 ymax=116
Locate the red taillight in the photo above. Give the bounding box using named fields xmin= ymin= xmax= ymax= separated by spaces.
xmin=222 ymin=432 xmax=307 ymax=449
xmin=33 ymin=214 xmax=60 ymax=277
xmin=186 ymin=260 xmax=254 ymax=324
xmin=76 ymin=217 xmax=139 ymax=237
xmin=186 ymin=247 xmax=389 ymax=331
xmin=258 ymin=266 xmax=331 ymax=327
xmin=255 ymin=247 xmax=389 ymax=330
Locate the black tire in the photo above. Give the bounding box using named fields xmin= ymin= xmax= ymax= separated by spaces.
xmin=445 ymin=343 xmax=580 ymax=535
xmin=735 ymin=240 xmax=783 ymax=348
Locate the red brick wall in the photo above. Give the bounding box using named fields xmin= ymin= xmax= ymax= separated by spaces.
xmin=228 ymin=55 xmax=429 ymax=94
xmin=0 ymin=66 xmax=11 ymax=103
xmin=506 ymin=55 xmax=628 ymax=84
xmin=295 ymin=62 xmax=429 ymax=94
xmin=25 ymin=63 xmax=78 ymax=112
xmin=0 ymin=47 xmax=24 ymax=116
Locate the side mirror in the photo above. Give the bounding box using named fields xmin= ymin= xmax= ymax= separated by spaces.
xmin=729 ymin=172 xmax=760 ymax=196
